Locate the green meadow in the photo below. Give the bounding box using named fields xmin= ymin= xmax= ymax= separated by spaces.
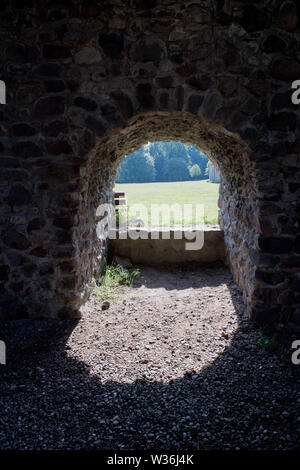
xmin=114 ymin=180 xmax=219 ymax=226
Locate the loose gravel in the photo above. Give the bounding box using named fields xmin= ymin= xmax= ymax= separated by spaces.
xmin=0 ymin=266 xmax=299 ymax=450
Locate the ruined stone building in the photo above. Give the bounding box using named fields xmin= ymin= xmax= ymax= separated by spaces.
xmin=0 ymin=0 xmax=299 ymax=327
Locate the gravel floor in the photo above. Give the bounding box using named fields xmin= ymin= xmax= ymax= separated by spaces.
xmin=0 ymin=266 xmax=299 ymax=450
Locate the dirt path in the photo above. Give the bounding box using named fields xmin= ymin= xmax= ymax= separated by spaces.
xmin=1 ymin=266 xmax=299 ymax=450
xmin=80 ymin=266 xmax=243 ymax=383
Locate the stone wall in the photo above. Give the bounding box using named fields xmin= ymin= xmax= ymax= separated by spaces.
xmin=0 ymin=0 xmax=299 ymax=325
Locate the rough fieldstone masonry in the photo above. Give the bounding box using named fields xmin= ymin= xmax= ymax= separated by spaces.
xmin=0 ymin=0 xmax=300 ymax=324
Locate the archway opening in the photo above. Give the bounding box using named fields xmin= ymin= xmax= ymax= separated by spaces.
xmin=75 ymin=111 xmax=257 ymax=320
xmin=115 ymin=140 xmax=220 ymax=228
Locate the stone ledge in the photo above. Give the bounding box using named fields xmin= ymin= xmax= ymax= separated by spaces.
xmin=110 ymin=225 xmax=225 ymax=266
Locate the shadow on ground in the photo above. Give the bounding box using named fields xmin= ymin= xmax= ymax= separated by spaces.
xmin=0 ymin=267 xmax=299 ymax=450
xmin=138 ymin=262 xmax=228 ymax=291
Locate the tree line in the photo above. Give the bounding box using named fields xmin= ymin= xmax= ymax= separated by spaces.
xmin=116 ymin=141 xmax=210 ymax=183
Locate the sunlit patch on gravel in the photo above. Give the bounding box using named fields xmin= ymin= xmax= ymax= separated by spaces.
xmin=77 ymin=267 xmax=241 ymax=383
xmin=2 ymin=266 xmax=299 ymax=450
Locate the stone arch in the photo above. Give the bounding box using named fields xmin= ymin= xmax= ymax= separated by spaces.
xmin=0 ymin=0 xmax=299 ymax=326
xmin=70 ymin=110 xmax=254 ymax=322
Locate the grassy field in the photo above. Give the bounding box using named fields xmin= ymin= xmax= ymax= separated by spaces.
xmin=114 ymin=180 xmax=219 ymax=226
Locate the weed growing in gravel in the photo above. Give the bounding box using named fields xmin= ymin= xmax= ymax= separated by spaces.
xmin=94 ymin=264 xmax=140 ymax=300
xmin=256 ymin=331 xmax=280 ymax=353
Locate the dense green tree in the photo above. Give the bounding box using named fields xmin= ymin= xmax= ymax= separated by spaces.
xmin=149 ymin=142 xmax=167 ymax=179
xmin=187 ymin=145 xmax=208 ymax=179
xmin=163 ymin=157 xmax=191 ymax=182
xmin=149 ymin=141 xmax=191 ymax=181
xmin=116 ymin=141 xmax=210 ymax=183
xmin=164 ymin=141 xmax=190 ymax=163
xmin=117 ymin=145 xmax=156 ymax=183
xmin=189 ymin=163 xmax=201 ymax=179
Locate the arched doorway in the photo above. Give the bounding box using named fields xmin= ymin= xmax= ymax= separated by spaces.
xmin=75 ymin=111 xmax=255 ymax=320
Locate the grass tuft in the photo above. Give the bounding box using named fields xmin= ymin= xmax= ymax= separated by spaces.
xmin=94 ymin=264 xmax=140 ymax=300
xmin=256 ymin=331 xmax=280 ymax=353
